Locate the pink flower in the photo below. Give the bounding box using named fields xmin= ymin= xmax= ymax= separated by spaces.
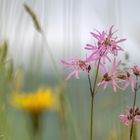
xmin=119 ymin=65 xmax=140 ymax=92
xmin=85 ymin=44 xmax=111 ymax=63
xmin=85 ymin=26 xmax=126 ymax=63
xmin=61 ymin=57 xmax=89 ymax=80
xmin=98 ymin=58 xmax=122 ymax=92
xmin=133 ymin=65 xmax=140 ymax=76
xmin=119 ymin=107 xmax=140 ymax=126
xmin=121 ymin=71 xmax=135 ymax=92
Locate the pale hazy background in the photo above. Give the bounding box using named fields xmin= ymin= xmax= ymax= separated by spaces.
xmin=0 ymin=0 xmax=140 ymax=73
xmin=1 ymin=1 xmax=140 ymax=140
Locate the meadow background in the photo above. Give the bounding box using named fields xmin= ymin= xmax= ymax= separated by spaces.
xmin=0 ymin=0 xmax=140 ymax=140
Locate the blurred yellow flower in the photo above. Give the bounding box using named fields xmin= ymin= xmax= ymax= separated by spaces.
xmin=11 ymin=88 xmax=55 ymax=113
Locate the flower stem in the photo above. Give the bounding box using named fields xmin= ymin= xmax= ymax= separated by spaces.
xmin=92 ymin=59 xmax=101 ymax=96
xmin=88 ymin=58 xmax=101 ymax=140
xmin=88 ymin=73 xmax=93 ymax=95
xmin=90 ymin=95 xmax=94 ymax=140
xmin=129 ymin=77 xmax=138 ymax=140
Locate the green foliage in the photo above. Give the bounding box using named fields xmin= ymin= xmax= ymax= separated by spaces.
xmin=0 ymin=41 xmax=14 ymax=82
xmin=0 ymin=41 xmax=14 ymax=140
xmin=0 ymin=41 xmax=8 ymax=64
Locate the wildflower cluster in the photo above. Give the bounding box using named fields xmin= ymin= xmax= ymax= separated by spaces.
xmin=119 ymin=107 xmax=140 ymax=126
xmin=62 ymin=25 xmax=140 ymax=140
xmin=85 ymin=26 xmax=125 ymax=63
xmin=62 ymin=26 xmax=126 ymax=92
xmin=118 ymin=65 xmax=140 ymax=128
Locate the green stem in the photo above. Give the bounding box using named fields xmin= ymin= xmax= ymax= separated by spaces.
xmin=23 ymin=4 xmax=61 ymax=81
xmin=89 ymin=58 xmax=101 ymax=140
xmin=65 ymin=97 xmax=81 ymax=140
xmin=129 ymin=77 xmax=138 ymax=140
xmin=92 ymin=59 xmax=101 ymax=96
xmin=28 ymin=112 xmax=43 ymax=140
xmin=88 ymin=73 xmax=93 ymax=95
xmin=41 ymin=31 xmax=59 ymax=75
xmin=90 ymin=95 xmax=94 ymax=140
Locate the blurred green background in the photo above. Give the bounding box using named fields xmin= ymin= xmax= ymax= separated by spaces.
xmin=0 ymin=0 xmax=140 ymax=140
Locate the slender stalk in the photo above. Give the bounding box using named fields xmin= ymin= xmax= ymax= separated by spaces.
xmin=92 ymin=59 xmax=101 ymax=97
xmin=90 ymin=95 xmax=94 ymax=140
xmin=87 ymin=73 xmax=93 ymax=140
xmin=89 ymin=58 xmax=101 ymax=140
xmin=24 ymin=4 xmax=61 ymax=80
xmin=129 ymin=76 xmax=138 ymax=140
xmin=41 ymin=31 xmax=59 ymax=75
xmin=65 ymin=97 xmax=81 ymax=140
xmin=40 ymin=31 xmax=62 ymax=82
xmin=87 ymin=73 xmax=93 ymax=94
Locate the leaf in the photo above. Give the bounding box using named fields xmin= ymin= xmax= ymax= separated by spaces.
xmin=7 ymin=60 xmax=14 ymax=81
xmin=0 ymin=41 xmax=8 ymax=63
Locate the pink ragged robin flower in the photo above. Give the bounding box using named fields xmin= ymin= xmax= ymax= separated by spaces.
xmin=120 ymin=71 xmax=135 ymax=92
xmin=119 ymin=107 xmax=140 ymax=126
xmin=61 ymin=57 xmax=90 ymax=80
xmin=98 ymin=58 xmax=122 ymax=92
xmin=133 ymin=65 xmax=140 ymax=76
xmin=128 ymin=65 xmax=140 ymax=91
xmin=85 ymin=26 xmax=126 ymax=63
xmin=85 ymin=43 xmax=111 ymax=63
xmin=119 ymin=65 xmax=140 ymax=92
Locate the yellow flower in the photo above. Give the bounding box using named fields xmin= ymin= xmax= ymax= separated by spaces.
xmin=11 ymin=88 xmax=55 ymax=113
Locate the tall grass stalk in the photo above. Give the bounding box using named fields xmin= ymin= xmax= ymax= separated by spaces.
xmin=23 ymin=3 xmax=60 ymax=81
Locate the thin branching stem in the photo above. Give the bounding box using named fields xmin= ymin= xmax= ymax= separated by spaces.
xmin=88 ymin=73 xmax=93 ymax=94
xmin=92 ymin=58 xmax=101 ymax=97
xmin=130 ymin=76 xmax=138 ymax=140
xmin=90 ymin=95 xmax=94 ymax=140
xmin=89 ymin=58 xmax=101 ymax=140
